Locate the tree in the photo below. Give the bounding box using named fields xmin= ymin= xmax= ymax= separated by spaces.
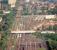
xmin=0 ymin=9 xmax=14 ymax=50
xmin=33 ymin=32 xmax=57 ymax=50
xmin=47 ymin=8 xmax=57 ymax=15
xmin=23 ymin=5 xmax=29 ymax=15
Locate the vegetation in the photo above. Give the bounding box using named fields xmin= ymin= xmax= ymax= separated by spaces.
xmin=0 ymin=9 xmax=14 ymax=50
xmin=33 ymin=32 xmax=57 ymax=50
xmin=43 ymin=34 xmax=57 ymax=50
xmin=46 ymin=25 xmax=57 ymax=31
xmin=47 ymin=7 xmax=57 ymax=15
xmin=23 ymin=5 xmax=30 ymax=15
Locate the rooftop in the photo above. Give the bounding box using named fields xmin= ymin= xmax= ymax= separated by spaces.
xmin=11 ymin=15 xmax=56 ymax=33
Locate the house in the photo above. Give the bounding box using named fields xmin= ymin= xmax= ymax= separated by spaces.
xmin=45 ymin=15 xmax=55 ymax=19
xmin=8 ymin=0 xmax=16 ymax=7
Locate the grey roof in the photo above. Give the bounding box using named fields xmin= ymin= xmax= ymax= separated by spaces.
xmin=11 ymin=15 xmax=45 ymax=31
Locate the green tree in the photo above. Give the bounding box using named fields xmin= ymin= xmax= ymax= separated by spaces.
xmin=0 ymin=9 xmax=14 ymax=50
xmin=33 ymin=32 xmax=57 ymax=50
xmin=47 ymin=8 xmax=57 ymax=15
xmin=23 ymin=5 xmax=29 ymax=15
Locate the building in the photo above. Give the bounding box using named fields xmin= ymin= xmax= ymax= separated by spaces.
xmin=6 ymin=0 xmax=48 ymax=50
xmin=0 ymin=0 xmax=3 ymax=9
xmin=8 ymin=0 xmax=16 ymax=7
xmin=1 ymin=0 xmax=57 ymax=50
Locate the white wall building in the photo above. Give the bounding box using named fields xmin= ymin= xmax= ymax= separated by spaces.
xmin=8 ymin=0 xmax=16 ymax=7
xmin=0 ymin=17 xmax=2 ymax=22
xmin=45 ymin=15 xmax=55 ymax=19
